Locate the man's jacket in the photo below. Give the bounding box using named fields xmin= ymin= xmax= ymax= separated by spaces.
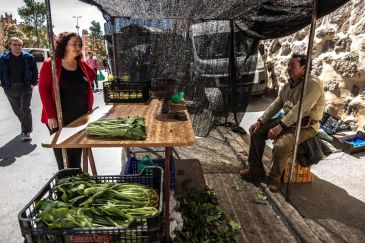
xmin=0 ymin=51 xmax=38 ymax=89
xmin=259 ymin=74 xmax=325 ymax=132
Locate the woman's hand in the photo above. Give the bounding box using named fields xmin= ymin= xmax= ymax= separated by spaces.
xmin=48 ymin=117 xmax=58 ymax=130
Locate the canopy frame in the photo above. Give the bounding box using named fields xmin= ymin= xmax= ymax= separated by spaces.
xmin=44 ymin=0 xmax=69 ymax=166
xmin=285 ymin=0 xmax=319 ymax=199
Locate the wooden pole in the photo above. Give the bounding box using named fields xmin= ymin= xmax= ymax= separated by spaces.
xmin=286 ymin=0 xmax=318 ymax=199
xmin=44 ymin=0 xmax=68 ymax=167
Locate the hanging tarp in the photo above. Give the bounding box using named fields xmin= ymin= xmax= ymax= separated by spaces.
xmin=81 ymin=0 xmax=348 ymax=39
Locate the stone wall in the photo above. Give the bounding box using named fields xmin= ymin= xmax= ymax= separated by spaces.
xmin=262 ymin=0 xmax=365 ymax=131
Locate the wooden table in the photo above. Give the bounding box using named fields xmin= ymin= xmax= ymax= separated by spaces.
xmin=42 ymin=99 xmax=196 ymax=239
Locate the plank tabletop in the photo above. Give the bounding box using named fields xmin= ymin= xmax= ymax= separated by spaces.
xmin=42 ymin=99 xmax=196 ymax=148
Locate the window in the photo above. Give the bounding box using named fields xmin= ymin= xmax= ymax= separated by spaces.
xmin=194 ymin=32 xmax=252 ymax=60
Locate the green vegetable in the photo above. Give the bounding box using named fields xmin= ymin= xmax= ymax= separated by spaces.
xmin=232 ymin=184 xmax=241 ymax=192
xmin=35 ymin=174 xmax=159 ymax=229
xmin=86 ymin=116 xmax=146 ymax=139
xmin=173 ymin=181 xmax=240 ymax=242
xmin=256 ymin=191 xmax=268 ymax=201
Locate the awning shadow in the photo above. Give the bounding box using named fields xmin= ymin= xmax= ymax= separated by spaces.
xmin=0 ymin=135 xmax=37 ymax=167
xmin=282 ymin=176 xmax=365 ymax=241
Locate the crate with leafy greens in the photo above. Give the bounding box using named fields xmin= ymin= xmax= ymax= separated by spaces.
xmin=18 ymin=168 xmax=163 ymax=242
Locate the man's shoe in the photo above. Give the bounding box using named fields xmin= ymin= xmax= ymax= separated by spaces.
xmin=240 ymin=167 xmax=266 ymax=178
xmin=269 ymin=177 xmax=281 ymax=192
xmin=21 ymin=133 xmax=31 ymax=142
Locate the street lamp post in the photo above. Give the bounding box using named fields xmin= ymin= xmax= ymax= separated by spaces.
xmin=73 ymin=16 xmax=82 ymax=34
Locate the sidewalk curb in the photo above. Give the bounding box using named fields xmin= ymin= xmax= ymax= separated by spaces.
xmin=260 ymin=183 xmax=321 ymax=243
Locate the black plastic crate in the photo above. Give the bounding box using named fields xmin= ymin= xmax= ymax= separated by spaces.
xmin=103 ymin=79 xmax=151 ymax=104
xmin=320 ymin=112 xmax=342 ymax=135
xmin=18 ymin=168 xmax=163 ymax=243
xmin=124 ymin=157 xmax=175 ymax=191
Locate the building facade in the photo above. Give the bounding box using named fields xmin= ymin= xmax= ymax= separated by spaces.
xmin=0 ymin=13 xmax=17 ymax=52
xmin=81 ymin=29 xmax=90 ymax=56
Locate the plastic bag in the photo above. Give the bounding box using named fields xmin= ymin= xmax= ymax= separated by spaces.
xmin=97 ymin=71 xmax=105 ymax=81
xmin=137 ymin=155 xmax=154 ymax=173
xmin=171 ymin=91 xmax=185 ymax=103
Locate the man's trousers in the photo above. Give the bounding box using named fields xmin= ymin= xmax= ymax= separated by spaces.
xmin=5 ymin=85 xmax=33 ymax=134
xmin=248 ymin=118 xmax=317 ymax=178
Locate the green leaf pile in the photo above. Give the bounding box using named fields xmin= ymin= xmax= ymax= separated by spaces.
xmin=86 ymin=116 xmax=146 ymax=139
xmin=35 ymin=174 xmax=159 ymax=229
xmin=173 ymin=181 xmax=241 ymax=242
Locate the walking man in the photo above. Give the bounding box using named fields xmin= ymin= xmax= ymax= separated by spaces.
xmin=85 ymin=51 xmax=99 ymax=90
xmin=240 ymin=53 xmax=325 ymax=192
xmin=0 ymin=37 xmax=38 ymax=141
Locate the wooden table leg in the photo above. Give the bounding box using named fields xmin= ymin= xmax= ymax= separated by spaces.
xmin=87 ymin=148 xmax=97 ymax=175
xmin=82 ymin=148 xmax=88 ymax=173
xmin=164 ymin=147 xmax=172 ymax=240
xmin=61 ymin=148 xmax=69 ymax=168
xmin=126 ymin=147 xmax=131 ymax=158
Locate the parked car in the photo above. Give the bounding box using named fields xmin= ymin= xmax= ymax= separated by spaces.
xmin=187 ymin=20 xmax=267 ymax=96
xmin=22 ymin=48 xmax=50 ymax=74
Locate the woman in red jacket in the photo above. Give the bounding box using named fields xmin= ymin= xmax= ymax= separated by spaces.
xmin=38 ymin=32 xmax=96 ymax=170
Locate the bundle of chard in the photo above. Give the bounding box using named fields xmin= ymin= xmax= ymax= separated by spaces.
xmin=86 ymin=116 xmax=146 ymax=140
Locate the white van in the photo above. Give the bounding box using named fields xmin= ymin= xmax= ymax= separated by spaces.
xmin=188 ymin=21 xmax=267 ymax=96
xmin=22 ymin=48 xmax=50 ymax=74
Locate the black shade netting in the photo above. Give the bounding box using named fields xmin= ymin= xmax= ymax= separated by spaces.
xmin=87 ymin=0 xmax=349 ymax=136
xmin=105 ymin=17 xmax=262 ymax=136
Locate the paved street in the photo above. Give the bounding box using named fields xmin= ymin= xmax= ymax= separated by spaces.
xmin=0 ymin=77 xmax=122 ymax=243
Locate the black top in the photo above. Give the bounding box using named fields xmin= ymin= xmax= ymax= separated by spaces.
xmin=60 ymin=65 xmax=89 ymax=126
xmin=9 ymin=53 xmax=25 ymax=86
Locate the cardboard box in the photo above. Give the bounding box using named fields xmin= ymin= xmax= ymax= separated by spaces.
xmin=333 ymin=131 xmax=365 ymax=154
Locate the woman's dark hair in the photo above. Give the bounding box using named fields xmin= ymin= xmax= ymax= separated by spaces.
xmin=55 ymin=32 xmax=83 ymax=59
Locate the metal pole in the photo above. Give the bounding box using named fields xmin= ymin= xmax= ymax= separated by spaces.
xmin=164 ymin=147 xmax=172 ymax=240
xmin=73 ymin=16 xmax=82 ymax=35
xmin=228 ymin=20 xmax=237 ymax=121
xmin=111 ymin=17 xmax=117 ymax=76
xmin=45 ymin=0 xmax=68 ymax=167
xmin=286 ymin=0 xmax=318 ymax=199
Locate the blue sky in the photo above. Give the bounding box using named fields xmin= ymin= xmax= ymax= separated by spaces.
xmin=0 ymin=0 xmax=105 ymax=34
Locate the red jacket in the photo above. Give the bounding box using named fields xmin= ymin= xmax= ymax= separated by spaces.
xmin=38 ymin=57 xmax=96 ymax=124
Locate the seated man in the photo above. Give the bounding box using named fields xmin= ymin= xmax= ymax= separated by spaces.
xmin=240 ymin=53 xmax=325 ymax=192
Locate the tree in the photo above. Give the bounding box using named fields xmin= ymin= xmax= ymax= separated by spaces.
xmin=0 ymin=24 xmax=28 ymax=50
xmin=88 ymin=21 xmax=106 ymax=63
xmin=17 ymin=0 xmax=47 ymax=47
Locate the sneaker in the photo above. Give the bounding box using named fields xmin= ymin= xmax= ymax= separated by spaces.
xmin=21 ymin=133 xmax=31 ymax=142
